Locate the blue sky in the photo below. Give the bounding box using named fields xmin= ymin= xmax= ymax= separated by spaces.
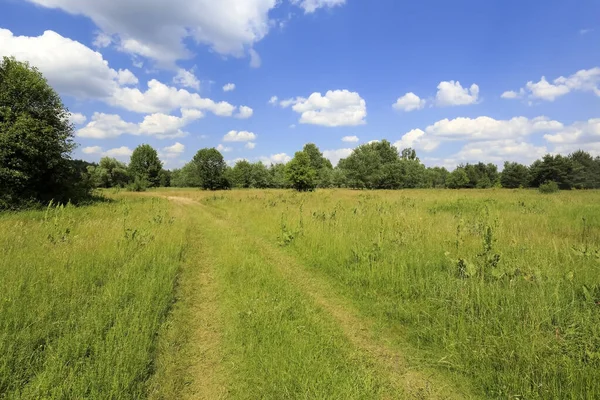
xmin=1 ymin=0 xmax=599 ymax=169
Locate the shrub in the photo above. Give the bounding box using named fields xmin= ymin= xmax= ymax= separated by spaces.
xmin=539 ymin=180 xmax=560 ymax=193
xmin=128 ymin=176 xmax=149 ymax=192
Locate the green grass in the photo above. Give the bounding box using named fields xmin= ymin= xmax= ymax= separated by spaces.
xmin=0 ymin=196 xmax=187 ymax=398
xmin=2 ymin=189 xmax=599 ymax=399
xmin=169 ymin=188 xmax=600 ymax=399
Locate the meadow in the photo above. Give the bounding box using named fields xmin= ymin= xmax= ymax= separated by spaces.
xmin=1 ymin=189 xmax=599 ymax=399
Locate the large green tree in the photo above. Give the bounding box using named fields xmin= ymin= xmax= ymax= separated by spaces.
xmin=286 ymin=151 xmax=317 ymax=191
xmin=129 ymin=144 xmax=162 ymax=187
xmin=500 ymin=162 xmax=529 ymax=188
xmin=192 ymin=148 xmax=227 ymax=190
xmin=338 ymin=140 xmax=400 ymax=189
xmin=303 ymin=143 xmax=333 ymax=187
xmin=0 ymin=57 xmax=83 ymax=208
xmin=87 ymin=157 xmax=130 ymax=188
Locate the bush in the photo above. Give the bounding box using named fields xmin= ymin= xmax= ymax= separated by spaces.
xmin=128 ymin=176 xmax=149 ymax=192
xmin=539 ymin=180 xmax=560 ymax=193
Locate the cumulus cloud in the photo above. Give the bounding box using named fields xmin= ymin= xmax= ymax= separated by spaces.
xmin=223 ymin=130 xmax=257 ymax=142
xmin=342 ymin=135 xmax=359 ymax=143
xmin=0 ymin=28 xmax=137 ymax=99
xmin=25 ymin=0 xmax=280 ymax=65
xmin=436 ymin=81 xmax=480 ymax=106
xmin=161 ymin=142 xmax=185 ymax=158
xmin=82 ymin=146 xmax=134 ymax=159
xmin=424 ymin=116 xmax=563 ymax=141
xmin=104 ymin=146 xmax=134 ymax=157
xmin=259 ymin=153 xmax=291 ymax=164
xmin=69 ymin=112 xmax=87 ymax=125
xmin=544 ymin=119 xmax=600 ymax=146
xmin=82 ymin=146 xmax=103 ymax=154
xmin=393 ymin=129 xmax=440 ymax=152
xmin=291 ymin=0 xmax=346 ymax=13
xmin=393 ymin=92 xmax=426 ymax=112
xmin=223 ymin=83 xmax=236 ymax=92
xmin=173 ymin=68 xmax=200 ymax=90
xmin=77 ymin=108 xmax=202 ymax=139
xmin=245 ymin=142 xmax=256 ymax=149
xmin=217 ymin=144 xmax=233 ymax=153
xmin=110 ymin=79 xmax=236 ymax=115
xmin=268 ymin=95 xmax=279 ymax=105
xmin=283 ymin=90 xmax=367 ymax=127
xmin=235 ymin=106 xmax=254 ymax=119
xmin=502 ymin=67 xmax=600 ymax=102
xmin=323 ymin=148 xmax=353 ymax=166
xmin=0 ymin=29 xmax=248 ymax=122
xmin=93 ymin=32 xmax=112 ymax=48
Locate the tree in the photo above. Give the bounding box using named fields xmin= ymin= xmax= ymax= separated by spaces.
xmin=338 ymin=140 xmax=400 ymax=189
xmin=230 ymin=160 xmax=254 ymax=188
xmin=447 ymin=167 xmax=470 ymax=189
xmin=0 ymin=57 xmax=85 ymax=208
xmin=569 ymin=150 xmax=600 ymax=189
xmin=129 ymin=144 xmax=162 ymax=187
xmin=87 ymin=157 xmax=130 ymax=188
xmin=303 ymin=143 xmax=333 ymax=187
xmin=529 ymin=154 xmax=574 ymax=189
xmin=500 ymin=162 xmax=529 ymax=188
xmin=171 ymin=162 xmax=202 ymax=187
xmin=269 ymin=163 xmax=288 ymax=188
xmin=192 ymin=148 xmax=227 ymax=190
xmin=251 ymin=162 xmax=271 ymax=188
xmin=286 ymin=151 xmax=317 ymax=191
xmin=158 ymin=169 xmax=171 ymax=187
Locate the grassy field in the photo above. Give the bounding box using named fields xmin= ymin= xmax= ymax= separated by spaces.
xmin=1 ymin=189 xmax=599 ymax=399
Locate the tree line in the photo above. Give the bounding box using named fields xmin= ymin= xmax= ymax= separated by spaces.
xmin=2 ymin=56 xmax=599 ymax=210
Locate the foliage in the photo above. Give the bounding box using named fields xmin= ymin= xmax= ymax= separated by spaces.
xmin=129 ymin=144 xmax=162 ymax=187
xmin=538 ymin=180 xmax=560 ymax=193
xmin=0 ymin=56 xmax=88 ymax=208
xmin=87 ymin=157 xmax=131 ymax=188
xmin=127 ymin=175 xmax=150 ymax=192
xmin=192 ymin=148 xmax=227 ymax=190
xmin=446 ymin=167 xmax=470 ymax=189
xmin=286 ymin=151 xmax=317 ymax=191
xmin=171 ymin=162 xmax=202 ymax=188
xmin=500 ymin=162 xmax=529 ymax=188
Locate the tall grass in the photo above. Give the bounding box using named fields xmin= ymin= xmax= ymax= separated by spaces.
xmin=0 ymin=197 xmax=186 ymax=398
xmin=174 ymin=188 xmax=600 ymax=399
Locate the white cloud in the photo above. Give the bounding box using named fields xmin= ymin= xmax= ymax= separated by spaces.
xmin=279 ymin=98 xmax=296 ymax=108
xmin=161 ymin=142 xmax=185 ymax=158
xmin=249 ymin=48 xmax=262 ymax=68
xmin=173 ymin=68 xmax=200 ymax=90
xmin=216 ymin=144 xmax=233 ymax=153
xmin=104 ymin=146 xmax=134 ymax=157
xmin=82 ymin=146 xmax=103 ymax=154
xmin=503 ymin=67 xmax=600 ymax=102
xmin=286 ymin=90 xmax=367 ymax=127
xmin=424 ymin=116 xmax=563 ymax=141
xmin=544 ymin=119 xmax=600 ymax=145
xmin=342 ymin=135 xmax=359 ymax=143
xmin=223 ymin=130 xmax=257 ymax=142
xmin=245 ymin=142 xmax=256 ymax=149
xmin=93 ymin=32 xmax=112 ymax=48
xmin=69 ymin=112 xmax=87 ymax=125
xmin=323 ymin=148 xmax=353 ymax=166
xmin=0 ymin=28 xmax=137 ymax=99
xmin=393 ymin=129 xmax=440 ymax=152
xmin=26 ymin=0 xmax=280 ymax=65
xmin=259 ymin=153 xmax=291 ymax=164
xmin=500 ymin=88 xmax=525 ymax=99
xmin=77 ymin=108 xmax=202 ymax=139
xmin=223 ymin=83 xmax=236 ymax=92
xmin=235 ymin=106 xmax=254 ymax=119
xmin=110 ymin=79 xmax=236 ymax=115
xmin=393 ymin=92 xmax=426 ymax=112
xmin=268 ymin=95 xmax=279 ymax=105
xmin=291 ymin=0 xmax=346 ymax=13
xmin=436 ymin=81 xmax=480 ymax=106
xmin=82 ymin=146 xmax=133 ymax=158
